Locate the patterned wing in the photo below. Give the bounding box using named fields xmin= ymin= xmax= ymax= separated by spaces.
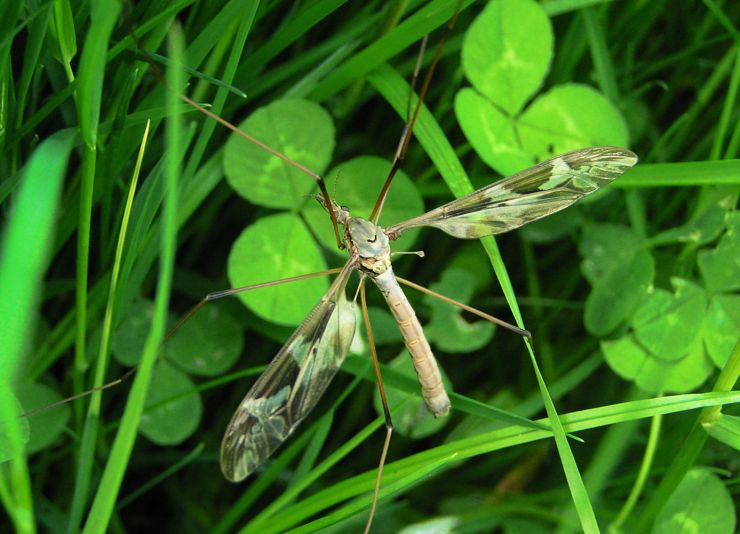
xmin=387 ymin=147 xmax=638 ymax=239
xmin=220 ymin=266 xmax=356 ymax=482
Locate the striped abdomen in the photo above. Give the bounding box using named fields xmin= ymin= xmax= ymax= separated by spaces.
xmin=372 ymin=268 xmax=451 ymax=417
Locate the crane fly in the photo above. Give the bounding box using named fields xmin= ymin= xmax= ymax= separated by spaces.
xmin=5 ymin=4 xmax=642 ymax=534
xmin=218 ymin=146 xmax=638 ymax=482
xmin=81 ymin=4 xmax=637 ymax=531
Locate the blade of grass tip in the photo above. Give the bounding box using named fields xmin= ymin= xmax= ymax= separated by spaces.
xmin=342 ymin=355 xmax=548 ymax=432
xmin=50 ymin=0 xmax=77 ymax=82
xmin=144 ymin=51 xmax=248 ymax=98
xmin=0 ymin=129 xmax=75 ymax=534
xmin=14 ymin=3 xmax=52 ymax=137
xmin=67 ymin=120 xmax=151 ymax=533
xmin=369 ymin=58 xmax=595 ymax=533
xmin=81 ymin=27 xmax=182 ymax=534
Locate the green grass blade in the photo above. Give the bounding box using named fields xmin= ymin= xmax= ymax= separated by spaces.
xmin=66 ymin=3 xmax=124 ymax=530
xmin=583 ymin=6 xmax=620 ymax=104
xmin=311 ymin=0 xmax=476 ymax=101
xmin=0 ymin=129 xmax=74 ymax=534
xmin=368 ymin=59 xmax=592 ymax=531
xmin=712 ymin=46 xmax=740 ymax=160
xmin=250 ymin=390 xmax=740 ymax=532
xmin=614 ymin=159 xmax=740 ymax=188
xmin=80 ymin=26 xmax=182 ymax=534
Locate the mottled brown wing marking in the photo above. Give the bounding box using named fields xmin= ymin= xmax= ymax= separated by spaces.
xmin=220 ymin=266 xmax=356 ymax=482
xmin=386 ymin=147 xmax=637 ymax=240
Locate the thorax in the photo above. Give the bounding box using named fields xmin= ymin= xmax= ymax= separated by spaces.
xmin=345 ymin=217 xmax=391 ymax=276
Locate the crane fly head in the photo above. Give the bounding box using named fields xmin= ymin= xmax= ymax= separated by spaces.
xmin=314 ymin=194 xmax=350 ymax=226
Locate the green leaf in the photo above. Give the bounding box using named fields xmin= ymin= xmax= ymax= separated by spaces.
xmin=601 ymin=335 xmax=714 ymax=394
xmin=303 ymin=155 xmax=424 ymax=255
xmin=227 ymin=212 xmax=329 ymax=326
xmin=455 ymin=88 xmax=532 ymax=175
xmin=653 ymin=469 xmax=736 ymax=534
xmin=697 ymin=211 xmax=740 ymax=293
xmin=111 ymin=300 xmax=174 ymax=367
xmin=461 ymin=0 xmax=553 ymax=116
xmin=585 ymin=249 xmax=654 ymax=335
xmin=651 ymin=201 xmax=727 ymax=246
xmin=456 ymin=3 xmax=629 ymax=178
xmin=601 ymin=335 xmax=648 ymax=383
xmin=457 ymin=86 xmax=630 ymax=180
xmin=49 ymin=0 xmax=77 ymax=65
xmin=579 ymin=223 xmax=644 ymax=284
xmin=140 ymin=361 xmax=202 ymax=446
xmin=162 ymin=302 xmax=244 ymax=377
xmin=645 ymin=339 xmax=713 ymax=393
xmin=702 ymin=295 xmax=740 ymax=367
xmin=631 ymin=279 xmax=707 ymax=361
xmin=704 ymin=413 xmax=740 ymax=451
xmin=517 ymin=84 xmax=629 ymax=157
xmin=223 ymin=99 xmax=335 ymax=210
xmin=0 ymin=393 xmax=30 ymax=462
xmin=423 ymin=267 xmax=494 ymax=353
xmin=372 ymin=353 xmax=450 ymax=439
xmin=16 ymin=382 xmax=70 ymax=455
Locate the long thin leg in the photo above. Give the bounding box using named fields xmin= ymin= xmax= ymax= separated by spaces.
xmin=370 ymin=0 xmax=464 ymax=224
xmin=406 ymin=35 xmax=429 ymax=123
xmin=360 ymin=280 xmax=393 ymax=534
xmin=394 ymin=275 xmax=533 ymax=340
xmin=23 ymin=268 xmax=345 ymax=419
xmin=174 ymin=90 xmax=344 ymax=250
xmin=166 ymin=267 xmax=345 ymax=342
xmin=123 ymin=16 xmax=344 ymax=249
xmin=20 ymin=367 xmax=138 ymax=419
